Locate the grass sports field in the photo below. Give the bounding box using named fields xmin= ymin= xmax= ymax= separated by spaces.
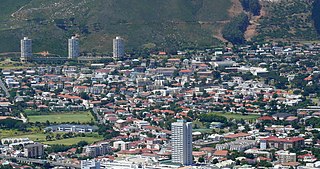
xmin=28 ymin=111 xmax=94 ymax=123
xmin=42 ymin=137 xmax=103 ymax=145
xmin=213 ymin=112 xmax=260 ymax=120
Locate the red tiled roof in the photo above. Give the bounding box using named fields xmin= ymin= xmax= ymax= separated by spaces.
xmin=213 ymin=150 xmax=228 ymax=156
xmin=258 ymin=116 xmax=274 ymax=121
xmin=261 ymin=136 xmax=304 ymax=143
xmin=224 ymin=132 xmax=251 ymax=139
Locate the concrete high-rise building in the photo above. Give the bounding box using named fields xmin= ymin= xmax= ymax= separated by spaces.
xmin=113 ymin=36 xmax=125 ymax=59
xmin=21 ymin=37 xmax=32 ymax=62
xmin=171 ymin=120 xmax=193 ymax=166
xmin=68 ymin=36 xmax=80 ymax=59
xmin=23 ymin=143 xmax=44 ymax=158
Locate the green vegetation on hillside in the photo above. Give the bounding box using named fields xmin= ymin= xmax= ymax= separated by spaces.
xmin=0 ymin=0 xmax=233 ymax=55
xmin=222 ymin=13 xmax=249 ymax=45
xmin=240 ymin=0 xmax=261 ymax=16
xmin=257 ymin=0 xmax=319 ymax=41
xmin=0 ymin=0 xmax=31 ymax=20
xmin=312 ymin=0 xmax=320 ymax=34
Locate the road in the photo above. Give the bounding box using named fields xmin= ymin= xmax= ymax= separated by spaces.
xmin=93 ymin=107 xmax=104 ymax=124
xmin=0 ymin=154 xmax=80 ymax=168
xmin=0 ymin=78 xmax=9 ymax=97
xmin=20 ymin=113 xmax=27 ymax=123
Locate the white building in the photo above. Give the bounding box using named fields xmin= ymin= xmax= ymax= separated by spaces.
xmin=113 ymin=36 xmax=125 ymax=59
xmin=68 ymin=36 xmax=80 ymax=59
xmin=113 ymin=140 xmax=130 ymax=151
xmin=81 ymin=160 xmax=101 ymax=169
xmin=171 ymin=120 xmax=192 ymax=166
xmin=21 ymin=37 xmax=32 ymax=62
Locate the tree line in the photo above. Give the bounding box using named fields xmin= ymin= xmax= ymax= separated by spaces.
xmin=222 ymin=13 xmax=249 ymax=45
xmin=0 ymin=118 xmax=28 ymax=131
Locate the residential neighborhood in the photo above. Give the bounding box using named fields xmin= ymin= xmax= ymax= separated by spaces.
xmin=1 ymin=40 xmax=320 ymax=169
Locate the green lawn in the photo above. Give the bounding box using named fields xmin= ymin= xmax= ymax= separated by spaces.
xmin=42 ymin=137 xmax=103 ymax=145
xmin=213 ymin=112 xmax=260 ymax=120
xmin=0 ymin=130 xmax=103 ymax=145
xmin=28 ymin=111 xmax=94 ymax=123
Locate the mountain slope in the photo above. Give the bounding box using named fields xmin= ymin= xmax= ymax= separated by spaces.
xmin=0 ymin=0 xmax=232 ymax=56
xmin=255 ymin=0 xmax=319 ymax=42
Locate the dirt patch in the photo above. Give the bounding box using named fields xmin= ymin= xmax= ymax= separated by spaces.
xmin=214 ymin=0 xmax=244 ymax=43
xmin=228 ymin=0 xmax=244 ymax=17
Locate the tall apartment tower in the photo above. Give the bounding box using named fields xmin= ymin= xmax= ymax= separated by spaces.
xmin=68 ymin=36 xmax=80 ymax=59
xmin=21 ymin=37 xmax=32 ymax=62
xmin=171 ymin=120 xmax=193 ymax=166
xmin=113 ymin=36 xmax=125 ymax=59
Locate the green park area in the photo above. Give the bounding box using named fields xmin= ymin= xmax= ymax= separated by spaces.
xmin=27 ymin=111 xmax=94 ymax=123
xmin=0 ymin=58 xmax=30 ymax=70
xmin=0 ymin=130 xmax=103 ymax=145
xmin=42 ymin=137 xmax=102 ymax=145
xmin=212 ymin=112 xmax=260 ymax=120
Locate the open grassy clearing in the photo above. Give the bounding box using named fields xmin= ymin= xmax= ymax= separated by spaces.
xmin=212 ymin=112 xmax=260 ymax=120
xmin=28 ymin=111 xmax=94 ymax=123
xmin=0 ymin=58 xmax=30 ymax=70
xmin=0 ymin=129 xmax=103 ymax=145
xmin=42 ymin=137 xmax=103 ymax=145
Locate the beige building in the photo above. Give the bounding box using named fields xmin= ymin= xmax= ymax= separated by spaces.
xmin=276 ymin=150 xmax=296 ymax=164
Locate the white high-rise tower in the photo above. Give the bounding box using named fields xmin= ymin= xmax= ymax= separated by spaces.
xmin=171 ymin=120 xmax=193 ymax=166
xmin=21 ymin=37 xmax=32 ymax=62
xmin=113 ymin=36 xmax=124 ymax=59
xmin=68 ymin=36 xmax=80 ymax=59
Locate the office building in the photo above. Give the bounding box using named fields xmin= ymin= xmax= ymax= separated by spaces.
xmin=81 ymin=160 xmax=101 ymax=169
xmin=68 ymin=36 xmax=80 ymax=59
xmin=23 ymin=143 xmax=44 ymax=158
xmin=113 ymin=36 xmax=124 ymax=59
xmin=21 ymin=37 xmax=32 ymax=62
xmin=171 ymin=120 xmax=193 ymax=166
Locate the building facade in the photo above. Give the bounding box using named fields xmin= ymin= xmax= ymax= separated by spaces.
xmin=84 ymin=143 xmax=111 ymax=157
xmin=260 ymin=136 xmax=305 ymax=150
xmin=81 ymin=160 xmax=101 ymax=169
xmin=23 ymin=143 xmax=44 ymax=158
xmin=21 ymin=37 xmax=32 ymax=62
xmin=68 ymin=36 xmax=80 ymax=59
xmin=113 ymin=36 xmax=124 ymax=59
xmin=276 ymin=150 xmax=296 ymax=164
xmin=171 ymin=120 xmax=193 ymax=166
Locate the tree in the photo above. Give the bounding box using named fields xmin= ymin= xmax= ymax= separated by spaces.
xmin=80 ymin=92 xmax=90 ymax=100
xmin=46 ymin=135 xmax=52 ymax=141
xmin=55 ymin=134 xmax=61 ymax=140
xmin=77 ymin=141 xmax=89 ymax=147
xmin=240 ymin=0 xmax=261 ymax=16
xmin=222 ymin=13 xmax=249 ymax=45
xmin=198 ymin=157 xmax=205 ymax=163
